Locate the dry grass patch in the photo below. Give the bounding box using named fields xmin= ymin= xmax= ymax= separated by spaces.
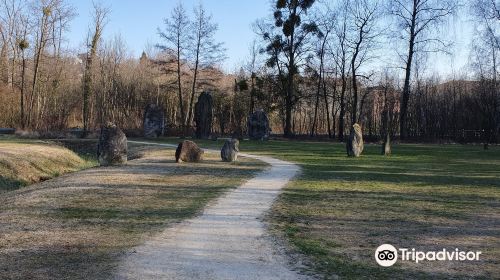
xmin=0 ymin=140 xmax=95 ymax=193
xmin=0 ymin=146 xmax=266 ymax=279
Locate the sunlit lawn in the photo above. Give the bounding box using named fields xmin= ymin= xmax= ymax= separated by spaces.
xmin=154 ymin=137 xmax=500 ymax=279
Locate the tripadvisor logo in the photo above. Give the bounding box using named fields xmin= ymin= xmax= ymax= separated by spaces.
xmin=375 ymin=244 xmax=482 ymax=267
xmin=375 ymin=244 xmax=398 ymax=267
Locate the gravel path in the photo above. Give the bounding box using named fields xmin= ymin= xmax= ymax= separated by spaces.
xmin=115 ymin=141 xmax=308 ymax=280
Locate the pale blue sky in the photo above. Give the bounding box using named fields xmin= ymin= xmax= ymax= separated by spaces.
xmin=66 ymin=0 xmax=271 ymax=72
xmin=64 ymin=0 xmax=473 ymax=76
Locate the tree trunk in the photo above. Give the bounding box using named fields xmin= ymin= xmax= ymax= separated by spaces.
xmin=176 ymin=35 xmax=185 ymax=129
xmin=311 ymin=71 xmax=322 ymax=137
xmin=338 ymin=72 xmax=347 ymax=141
xmin=311 ymin=37 xmax=327 ymax=137
xmin=20 ymin=52 xmax=26 ymax=129
xmin=249 ymin=74 xmax=255 ymax=115
xmin=83 ymin=47 xmax=97 ymax=136
xmin=29 ymin=12 xmax=50 ymax=128
xmin=323 ymin=75 xmax=332 ymax=138
xmin=285 ymin=52 xmax=294 ymax=137
xmin=351 ymin=62 xmax=359 ymax=125
xmin=187 ymin=25 xmax=202 ymax=131
xmin=0 ymin=42 xmax=8 ymax=84
xmin=382 ymin=84 xmax=392 ymax=155
xmin=400 ymin=5 xmax=417 ymax=140
xmin=284 ymin=5 xmax=297 ymax=138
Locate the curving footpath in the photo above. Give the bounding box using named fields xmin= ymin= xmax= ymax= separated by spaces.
xmin=115 ymin=141 xmax=308 ymax=280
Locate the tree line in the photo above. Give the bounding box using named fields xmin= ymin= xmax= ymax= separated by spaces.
xmin=0 ymin=0 xmax=498 ymax=143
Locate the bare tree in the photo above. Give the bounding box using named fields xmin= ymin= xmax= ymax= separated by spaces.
xmin=380 ymin=71 xmax=397 ymax=155
xmin=390 ymin=0 xmax=457 ymax=139
xmin=471 ymin=0 xmax=499 ymax=78
xmin=17 ymin=17 xmax=28 ymax=129
xmin=83 ymin=2 xmax=109 ymax=136
xmin=246 ymin=39 xmax=260 ymax=115
xmin=157 ymin=2 xmax=190 ymax=128
xmin=348 ymin=0 xmax=379 ymax=125
xmin=470 ymin=0 xmax=500 ymax=145
xmin=0 ymin=0 xmax=24 ymax=88
xmin=0 ymin=0 xmax=73 ymax=129
xmin=332 ymin=1 xmax=350 ymax=141
xmin=0 ymin=22 xmax=8 ymax=84
xmin=28 ymin=2 xmax=52 ymax=127
xmin=311 ymin=6 xmax=335 ymax=137
xmin=40 ymin=1 xmax=75 ymax=128
xmin=186 ymin=4 xmax=225 ymax=128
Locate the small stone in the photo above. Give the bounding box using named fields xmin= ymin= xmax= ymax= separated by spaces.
xmin=175 ymin=140 xmax=204 ymax=163
xmin=221 ymin=139 xmax=239 ymax=162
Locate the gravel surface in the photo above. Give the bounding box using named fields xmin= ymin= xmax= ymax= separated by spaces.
xmin=115 ymin=141 xmax=309 ymax=280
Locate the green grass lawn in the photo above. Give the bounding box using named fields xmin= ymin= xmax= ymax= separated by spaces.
xmin=153 ymin=137 xmax=500 ymax=279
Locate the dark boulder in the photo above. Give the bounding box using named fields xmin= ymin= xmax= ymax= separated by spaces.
xmin=221 ymin=139 xmax=239 ymax=162
xmin=143 ymin=104 xmax=165 ymax=138
xmin=194 ymin=92 xmax=213 ymax=139
xmin=248 ymin=109 xmax=270 ymax=140
xmin=97 ymin=122 xmax=127 ymax=166
xmin=347 ymin=123 xmax=364 ymax=157
xmin=175 ymin=140 xmax=204 ymax=163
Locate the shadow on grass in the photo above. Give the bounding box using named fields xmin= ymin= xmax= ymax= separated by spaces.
xmin=0 ymin=245 xmax=120 ymax=280
xmin=54 ymin=139 xmax=98 ymax=159
xmin=0 ymin=176 xmax=25 ymax=193
xmin=298 ymin=161 xmax=500 ymax=188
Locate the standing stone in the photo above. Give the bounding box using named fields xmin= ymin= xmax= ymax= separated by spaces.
xmin=194 ymin=92 xmax=213 ymax=139
xmin=347 ymin=123 xmax=364 ymax=157
xmin=175 ymin=140 xmax=204 ymax=163
xmin=97 ymin=122 xmax=127 ymax=166
xmin=248 ymin=109 xmax=270 ymax=140
xmin=143 ymin=104 xmax=165 ymax=138
xmin=382 ymin=133 xmax=391 ymax=156
xmin=221 ymin=139 xmax=239 ymax=162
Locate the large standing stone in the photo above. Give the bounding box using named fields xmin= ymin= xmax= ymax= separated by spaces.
xmin=175 ymin=140 xmax=204 ymax=163
xmin=143 ymin=104 xmax=165 ymax=138
xmin=347 ymin=123 xmax=364 ymax=157
xmin=194 ymin=92 xmax=213 ymax=139
xmin=97 ymin=122 xmax=127 ymax=166
xmin=248 ymin=109 xmax=270 ymax=140
xmin=221 ymin=139 xmax=239 ymax=162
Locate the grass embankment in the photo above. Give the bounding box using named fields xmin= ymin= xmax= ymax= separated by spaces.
xmin=155 ymin=138 xmax=500 ymax=280
xmin=0 ymin=138 xmax=96 ymax=193
xmin=0 ymin=141 xmax=266 ymax=279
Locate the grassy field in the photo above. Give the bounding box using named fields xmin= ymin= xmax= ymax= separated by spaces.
xmin=153 ymin=138 xmax=500 ymax=279
xmin=0 ymin=141 xmax=266 ymax=279
xmin=0 ymin=138 xmax=96 ymax=193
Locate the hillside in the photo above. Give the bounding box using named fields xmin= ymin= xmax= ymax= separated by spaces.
xmin=0 ymin=140 xmax=95 ymax=193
